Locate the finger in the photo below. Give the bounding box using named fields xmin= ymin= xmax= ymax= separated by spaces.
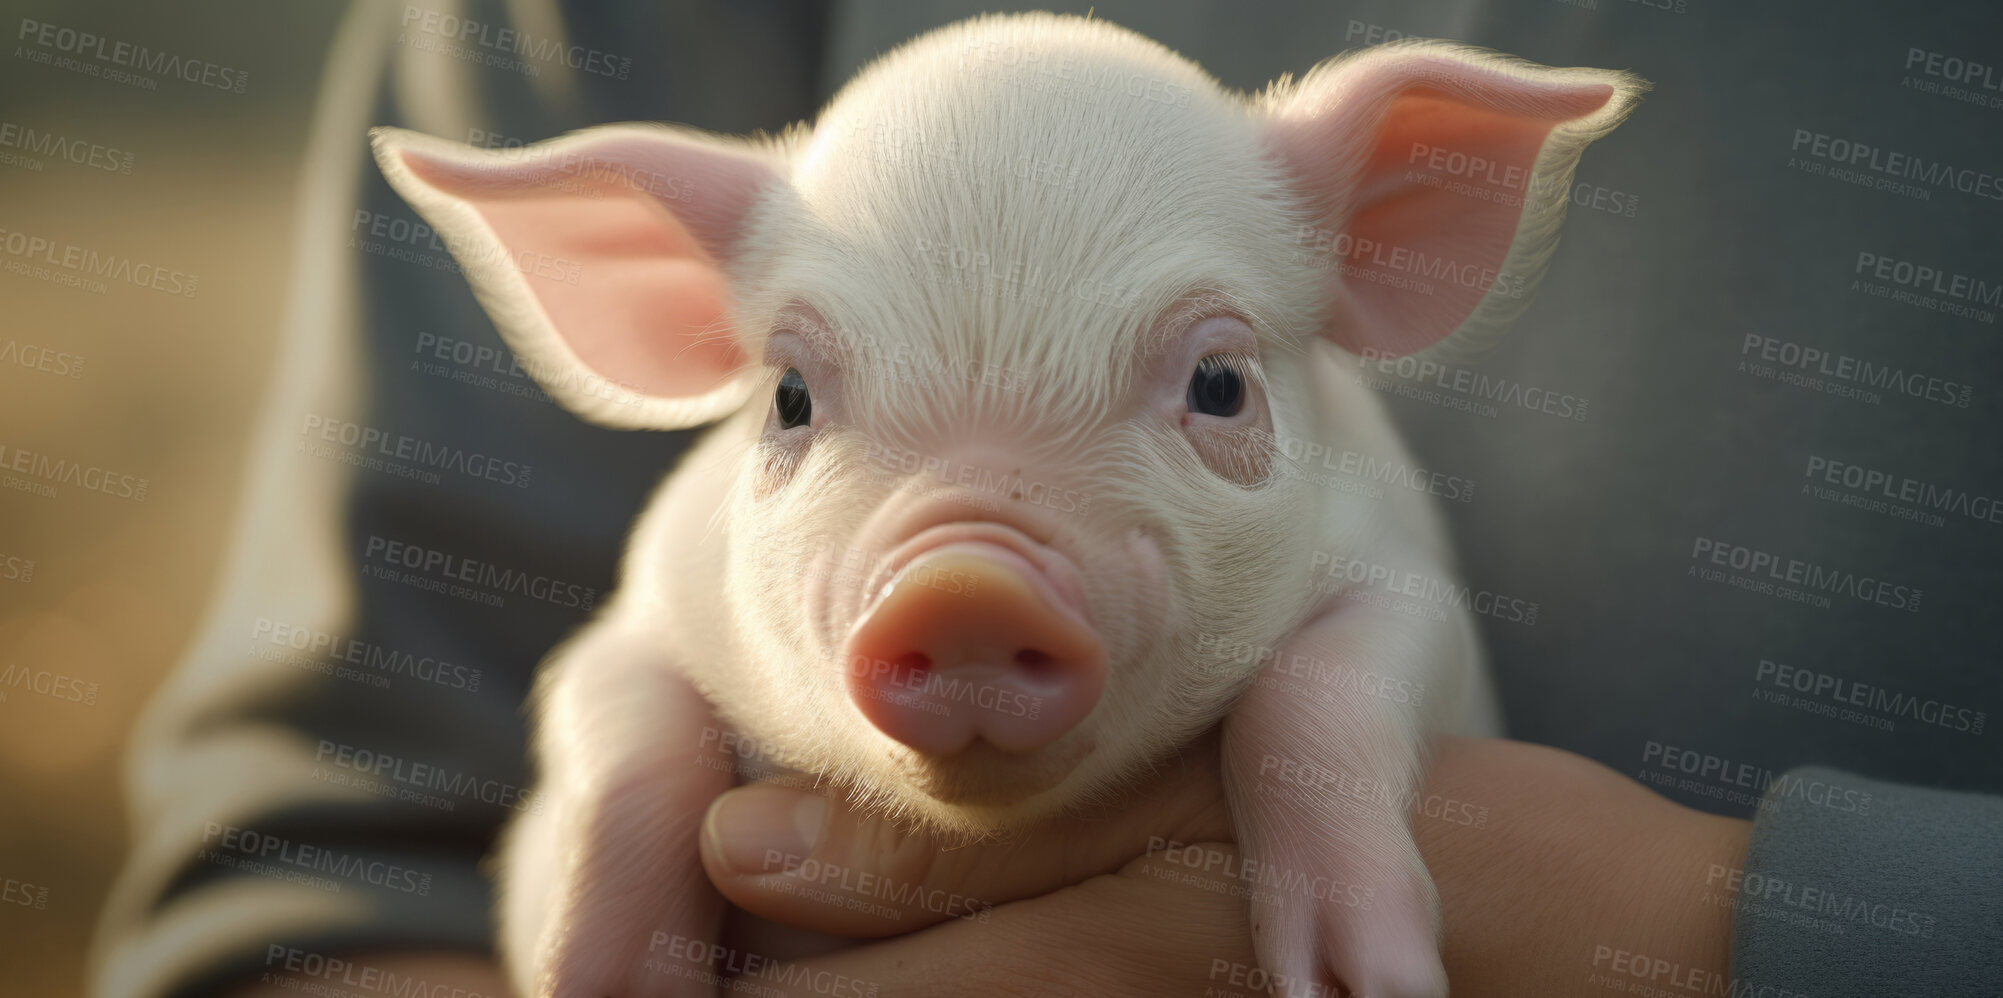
xmin=657 ymin=842 xmax=1262 ymax=998
xmin=700 ymin=730 xmax=1235 ymax=937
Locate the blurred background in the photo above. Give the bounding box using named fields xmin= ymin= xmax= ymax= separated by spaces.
xmin=0 ymin=4 xmax=343 ymax=996
xmin=4 ymin=2 xmax=2001 ymax=996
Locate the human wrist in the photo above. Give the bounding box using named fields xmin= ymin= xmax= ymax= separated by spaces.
xmin=1415 ymin=737 xmax=1750 ymax=997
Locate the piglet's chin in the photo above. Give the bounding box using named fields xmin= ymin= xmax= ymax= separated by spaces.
xmin=896 ymin=736 xmax=1100 ymax=815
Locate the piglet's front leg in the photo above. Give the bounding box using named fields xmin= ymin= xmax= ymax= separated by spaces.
xmin=1222 ymin=600 xmax=1468 ymax=998
xmin=498 ymin=615 xmax=736 ymax=998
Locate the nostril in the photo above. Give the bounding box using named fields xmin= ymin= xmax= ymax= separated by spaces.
xmin=892 ymin=652 xmax=931 ymax=687
xmin=844 ymin=543 xmax=1107 ymax=755
xmin=1012 ymin=648 xmax=1055 ymax=675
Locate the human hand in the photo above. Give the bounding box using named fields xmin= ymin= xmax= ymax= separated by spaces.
xmin=693 ymin=735 xmax=1750 ymax=997
xmin=220 ymin=737 xmax=1748 ymax=997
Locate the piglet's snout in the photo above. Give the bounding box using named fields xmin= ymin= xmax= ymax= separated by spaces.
xmin=844 ymin=537 xmax=1104 ymax=756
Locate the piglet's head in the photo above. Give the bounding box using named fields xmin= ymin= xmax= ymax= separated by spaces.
xmin=373 ymin=13 xmax=1638 ymax=833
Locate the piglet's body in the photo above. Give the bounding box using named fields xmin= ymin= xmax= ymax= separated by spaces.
xmin=374 ymin=14 xmax=1638 ymax=998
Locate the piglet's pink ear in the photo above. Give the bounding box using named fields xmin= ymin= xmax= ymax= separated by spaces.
xmin=1266 ymin=42 xmax=1642 ymax=358
xmin=371 ymin=125 xmax=782 ymax=428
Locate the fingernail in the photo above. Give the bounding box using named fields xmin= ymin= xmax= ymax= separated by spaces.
xmin=708 ymin=785 xmax=828 ymax=876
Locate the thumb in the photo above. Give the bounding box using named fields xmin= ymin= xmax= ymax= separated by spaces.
xmin=698 ymin=731 xmax=1233 ymax=937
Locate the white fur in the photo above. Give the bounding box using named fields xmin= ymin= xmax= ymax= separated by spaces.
xmin=699 ymin=14 xmax=1346 ymax=830
xmin=374 ymin=13 xmax=1637 ymax=996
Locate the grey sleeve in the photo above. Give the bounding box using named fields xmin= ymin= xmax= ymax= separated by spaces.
xmin=87 ymin=4 xmax=826 ymax=997
xmin=1731 ymin=766 xmax=2003 ymax=997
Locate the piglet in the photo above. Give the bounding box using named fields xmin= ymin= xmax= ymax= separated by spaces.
xmin=373 ymin=13 xmax=1638 ymax=998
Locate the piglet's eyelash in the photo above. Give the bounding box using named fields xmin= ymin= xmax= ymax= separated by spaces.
xmin=1196 ymin=351 xmax=1265 ymax=388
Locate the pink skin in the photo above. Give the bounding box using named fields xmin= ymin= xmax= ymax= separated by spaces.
xmin=1224 ymin=599 xmax=1463 ymax=997
xmin=842 ymin=527 xmax=1106 ymax=756
xmin=793 ymin=424 xmax=1173 ymax=770
xmin=810 ymin=477 xmax=1169 ymax=775
xmin=394 ymin=132 xmax=770 ymax=401
xmin=373 ymin=20 xmax=1635 ymax=998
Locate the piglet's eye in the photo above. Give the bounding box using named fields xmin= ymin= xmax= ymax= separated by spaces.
xmin=1186 ymin=355 xmax=1244 ymax=418
xmin=775 ymin=368 xmax=812 ymax=429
